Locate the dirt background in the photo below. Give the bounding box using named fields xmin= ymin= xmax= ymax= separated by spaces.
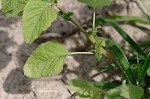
xmin=0 ymin=0 xmax=150 ymax=99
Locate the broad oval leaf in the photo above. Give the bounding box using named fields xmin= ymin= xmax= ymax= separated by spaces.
xmin=22 ymin=0 xmax=57 ymax=43
xmin=105 ymin=84 xmax=144 ymax=99
xmin=67 ymin=79 xmax=103 ymax=99
xmin=78 ymin=0 xmax=111 ymax=10
xmin=23 ymin=41 xmax=69 ymax=78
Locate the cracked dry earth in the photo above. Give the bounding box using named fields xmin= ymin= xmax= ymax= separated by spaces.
xmin=0 ymin=0 xmax=150 ymax=99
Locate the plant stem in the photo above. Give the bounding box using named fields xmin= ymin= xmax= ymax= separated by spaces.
xmin=100 ymin=48 xmax=120 ymax=69
xmin=55 ymin=5 xmax=85 ymax=33
xmin=93 ymin=11 xmax=96 ymax=28
xmin=55 ymin=4 xmax=96 ymax=44
xmin=69 ymin=52 xmax=94 ymax=55
xmin=55 ymin=5 xmax=121 ymax=74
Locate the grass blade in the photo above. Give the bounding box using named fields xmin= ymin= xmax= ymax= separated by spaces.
xmin=93 ymin=81 xmax=120 ymax=89
xmin=96 ymin=15 xmax=150 ymax=25
xmin=96 ymin=64 xmax=115 ymax=72
xmin=108 ymin=40 xmax=137 ymax=85
xmin=138 ymin=41 xmax=150 ymax=47
xmin=138 ymin=53 xmax=150 ymax=84
xmin=105 ymin=20 xmax=146 ymax=59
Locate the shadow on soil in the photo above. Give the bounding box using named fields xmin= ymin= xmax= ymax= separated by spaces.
xmin=0 ymin=10 xmax=32 ymax=94
xmin=0 ymin=30 xmax=14 ymax=71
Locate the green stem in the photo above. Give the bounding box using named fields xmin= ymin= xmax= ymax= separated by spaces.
xmin=93 ymin=11 xmax=96 ymax=28
xmin=55 ymin=4 xmax=96 ymax=44
xmin=55 ymin=5 xmax=122 ymax=81
xmin=55 ymin=5 xmax=86 ymax=33
xmin=69 ymin=52 xmax=94 ymax=55
xmin=100 ymin=48 xmax=120 ymax=69
xmin=55 ymin=4 xmax=118 ymax=63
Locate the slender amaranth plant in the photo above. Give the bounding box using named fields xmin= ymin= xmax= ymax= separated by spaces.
xmin=1 ymin=0 xmax=150 ymax=98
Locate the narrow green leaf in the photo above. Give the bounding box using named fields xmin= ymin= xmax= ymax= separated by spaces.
xmin=108 ymin=40 xmax=137 ymax=85
xmin=104 ymin=15 xmax=147 ymax=22
xmin=23 ymin=0 xmax=57 ymax=43
xmin=58 ymin=11 xmax=73 ymax=21
xmin=23 ymin=41 xmax=68 ymax=78
xmin=78 ymin=0 xmax=111 ymax=10
xmin=138 ymin=53 xmax=150 ymax=84
xmin=93 ymin=81 xmax=120 ymax=89
xmin=128 ymin=55 xmax=145 ymax=65
xmin=106 ymin=20 xmax=146 ymax=59
xmin=95 ymin=64 xmax=115 ymax=72
xmin=138 ymin=40 xmax=150 ymax=47
xmin=147 ymin=68 xmax=150 ymax=76
xmin=96 ymin=16 xmax=150 ymax=25
xmin=105 ymin=84 xmax=144 ymax=99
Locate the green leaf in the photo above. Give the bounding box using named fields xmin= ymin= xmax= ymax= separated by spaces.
xmin=94 ymin=38 xmax=102 ymax=61
xmin=77 ymin=0 xmax=111 ymax=10
xmin=94 ymin=37 xmax=107 ymax=61
xmin=105 ymin=84 xmax=144 ymax=99
xmin=22 ymin=0 xmax=57 ymax=43
xmin=105 ymin=20 xmax=146 ymax=59
xmin=147 ymin=68 xmax=150 ymax=76
xmin=95 ymin=64 xmax=115 ymax=72
xmin=105 ymin=88 xmax=122 ymax=99
xmin=50 ymin=0 xmax=58 ymax=4
xmin=95 ymin=52 xmax=102 ymax=62
xmin=108 ymin=40 xmax=137 ymax=85
xmin=2 ymin=0 xmax=29 ymax=17
xmin=96 ymin=16 xmax=150 ymax=25
xmin=126 ymin=85 xmax=144 ymax=99
xmin=138 ymin=53 xmax=150 ymax=84
xmin=2 ymin=0 xmax=18 ymax=13
xmin=23 ymin=41 xmax=68 ymax=78
xmin=58 ymin=11 xmax=73 ymax=20
xmin=138 ymin=40 xmax=150 ymax=47
xmin=93 ymin=81 xmax=120 ymax=89
xmin=67 ymin=79 xmax=103 ymax=99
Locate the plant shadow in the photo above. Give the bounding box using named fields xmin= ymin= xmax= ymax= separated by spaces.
xmin=0 ymin=30 xmax=15 ymax=71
